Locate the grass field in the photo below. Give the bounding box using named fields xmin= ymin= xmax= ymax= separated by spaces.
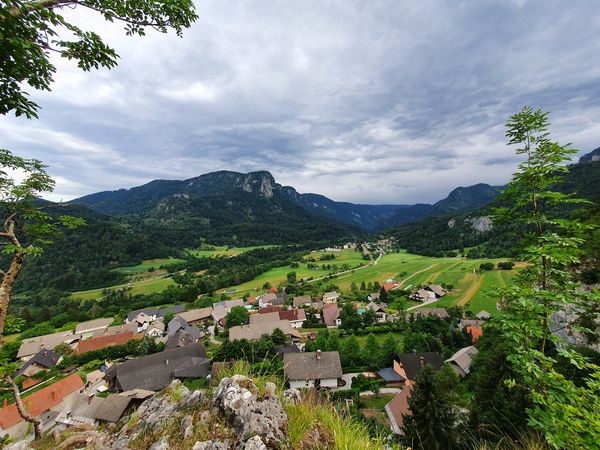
xmin=220 ymin=249 xmax=518 ymax=315
xmin=70 ymin=276 xmax=176 ymax=301
xmin=112 ymin=258 xmax=186 ymax=273
xmin=187 ymin=245 xmax=277 ymax=258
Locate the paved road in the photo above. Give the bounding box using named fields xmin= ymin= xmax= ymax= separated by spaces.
xmin=207 ymin=325 xmax=222 ymax=345
xmin=391 ymin=263 xmax=437 ymax=290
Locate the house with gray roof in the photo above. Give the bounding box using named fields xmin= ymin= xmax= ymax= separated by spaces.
xmin=75 ymin=318 xmax=114 ymax=336
xmin=413 ymin=308 xmax=450 ymax=320
xmin=17 ymin=331 xmax=80 ymax=362
xmin=229 ymin=320 xmax=298 ymax=341
xmin=445 ymin=345 xmax=478 ymax=377
xmin=107 ymin=344 xmax=208 ymax=392
xmin=292 ymin=296 xmax=312 ymax=308
xmin=177 ymin=307 xmax=213 ymax=326
xmin=476 ymin=310 xmax=491 ymax=320
xmin=283 ymin=350 xmax=342 ymax=389
xmin=15 ymin=349 xmax=59 ymax=377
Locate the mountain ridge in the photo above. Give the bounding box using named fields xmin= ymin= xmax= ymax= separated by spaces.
xmin=74 ymin=171 xmax=502 ymax=232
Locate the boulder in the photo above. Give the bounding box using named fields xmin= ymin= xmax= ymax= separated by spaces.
xmin=3 ymin=441 xmax=31 ymax=450
xmin=148 ymin=437 xmax=169 ymax=450
xmin=192 ymin=440 xmax=230 ymax=450
xmin=212 ymin=375 xmax=287 ymax=446
xmin=180 ymin=414 xmax=194 ymax=439
xmin=237 ymin=435 xmax=268 ymax=450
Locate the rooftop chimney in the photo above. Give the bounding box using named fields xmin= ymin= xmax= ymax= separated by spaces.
xmin=419 ymin=356 xmax=425 ymax=368
xmin=316 ymin=350 xmax=322 ymax=360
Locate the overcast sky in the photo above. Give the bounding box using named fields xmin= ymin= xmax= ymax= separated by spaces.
xmin=2 ymin=0 xmax=600 ymax=204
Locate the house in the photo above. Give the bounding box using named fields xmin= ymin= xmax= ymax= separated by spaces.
xmin=17 ymin=331 xmax=80 ymax=362
xmin=245 ymin=297 xmax=258 ymax=306
xmin=392 ymin=352 xmax=443 ymax=384
xmin=177 ymin=307 xmax=213 ymax=326
xmin=15 ymin=349 xmax=59 ymax=378
xmin=292 ymin=296 xmax=312 ymax=308
xmin=249 ymin=311 xmax=280 ymax=325
xmin=107 ymin=344 xmax=209 ymax=392
xmin=126 ymin=307 xmax=159 ymax=323
xmin=278 ymin=309 xmax=307 ymax=328
xmin=383 ymin=282 xmax=398 ymax=291
xmin=213 ymin=299 xmax=245 ymax=309
xmin=411 ymin=288 xmax=434 ymax=302
xmin=145 ymin=320 xmax=165 ymax=338
xmin=323 ymin=304 xmax=341 ymax=328
xmin=426 ymin=284 xmax=446 ymax=298
xmin=168 ymin=316 xmax=193 ymax=336
xmin=385 ymin=384 xmax=413 ymax=435
xmin=445 ymin=346 xmax=479 ymax=377
xmin=76 ymin=331 xmax=143 ymax=354
xmin=211 ymin=306 xmax=228 ymax=328
xmin=413 ymin=308 xmax=450 ymax=320
xmin=466 ymin=325 xmax=484 ymax=343
xmin=166 ymin=327 xmax=202 ymax=350
xmin=258 ymin=305 xmax=282 ymax=315
xmin=0 ymin=373 xmax=84 ymax=439
xmin=259 ymin=293 xmax=286 ymax=308
xmin=367 ymin=292 xmax=380 ymax=302
xmin=283 ymin=350 xmax=342 ymax=389
xmin=376 ymin=367 xmax=405 ymax=387
xmin=92 ymin=323 xmax=138 ymax=338
xmin=229 ymin=320 xmax=299 ymax=341
xmin=75 ymin=318 xmax=114 ymax=337
xmin=127 ymin=312 xmax=155 ymax=333
xmin=460 ymin=319 xmax=485 ymax=329
xmin=476 ymin=310 xmax=491 ymax=320
xmin=366 ymin=303 xmax=387 ymax=323
xmin=322 ymin=291 xmax=340 ymax=304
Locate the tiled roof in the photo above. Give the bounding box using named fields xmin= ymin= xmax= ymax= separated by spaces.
xmin=279 ymin=309 xmax=306 ymax=322
xmin=414 ymin=308 xmax=450 ymax=319
xmin=283 ymin=351 xmax=342 ymax=380
xmin=15 ymin=349 xmax=59 ymax=377
xmin=323 ymin=304 xmax=340 ymax=327
xmin=394 ymin=352 xmax=443 ymax=380
xmin=17 ymin=331 xmax=78 ymax=359
xmin=229 ymin=320 xmax=293 ymax=341
xmin=0 ymin=374 xmax=84 ymax=429
xmin=249 ymin=311 xmax=280 ymax=324
xmin=177 ymin=308 xmax=213 ymax=324
xmin=385 ymin=385 xmax=413 ymax=434
xmin=445 ymin=345 xmax=478 ymax=374
xmin=76 ymin=331 xmax=143 ymax=354
xmin=466 ymin=325 xmax=483 ymax=343
xmin=75 ymin=318 xmax=113 ymax=334
xmin=292 ymin=296 xmax=312 ymax=307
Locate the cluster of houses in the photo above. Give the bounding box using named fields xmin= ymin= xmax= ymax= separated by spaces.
xmin=1 ymin=283 xmax=492 ymax=440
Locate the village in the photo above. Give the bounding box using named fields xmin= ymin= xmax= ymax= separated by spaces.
xmin=0 ymin=277 xmax=490 ymax=442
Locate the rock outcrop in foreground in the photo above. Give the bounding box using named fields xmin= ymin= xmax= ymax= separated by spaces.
xmin=6 ymin=376 xmax=300 ymax=450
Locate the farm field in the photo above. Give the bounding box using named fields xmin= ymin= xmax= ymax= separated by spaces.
xmin=112 ymin=258 xmax=186 ymax=273
xmin=187 ymin=245 xmax=277 ymax=258
xmin=219 ymin=249 xmax=368 ymax=295
xmin=220 ymin=249 xmax=518 ymax=315
xmin=70 ymin=276 xmax=176 ymax=301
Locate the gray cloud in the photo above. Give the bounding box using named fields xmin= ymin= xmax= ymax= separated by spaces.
xmin=1 ymin=0 xmax=600 ymax=204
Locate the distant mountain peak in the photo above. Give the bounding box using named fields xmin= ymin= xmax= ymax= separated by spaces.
xmin=579 ymin=147 xmax=600 ymax=163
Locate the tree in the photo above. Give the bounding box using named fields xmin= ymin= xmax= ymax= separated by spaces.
xmin=0 ymin=151 xmax=85 ymax=343
xmin=0 ymin=362 xmax=42 ymax=438
xmin=493 ymin=106 xmax=600 ymax=448
xmin=1 ymin=0 xmax=198 ymax=118
xmin=402 ymin=364 xmax=458 ymax=449
xmin=360 ymin=281 xmax=366 ymax=291
xmin=286 ymin=271 xmax=297 ymax=284
xmin=380 ymin=334 xmax=399 ymax=367
xmin=479 ymin=262 xmax=494 ymax=271
xmin=225 ymin=306 xmax=249 ymax=328
xmin=379 ymin=286 xmax=389 ymax=303
xmin=340 ymin=336 xmax=362 ymax=368
xmin=270 ymin=327 xmax=288 ymax=346
xmin=340 ymin=303 xmax=362 ymax=330
xmin=362 ymin=334 xmax=382 ymax=369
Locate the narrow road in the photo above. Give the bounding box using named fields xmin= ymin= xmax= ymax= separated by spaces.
xmin=391 ymin=264 xmax=437 ymax=290
xmin=359 ymin=388 xmax=402 ymax=397
xmin=456 ymin=273 xmax=483 ymax=307
xmin=305 ymin=249 xmax=385 ymax=284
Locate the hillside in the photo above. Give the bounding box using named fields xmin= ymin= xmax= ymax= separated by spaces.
xmin=384 ymin=154 xmax=600 ymax=257
xmin=75 ymin=170 xmax=501 ymax=232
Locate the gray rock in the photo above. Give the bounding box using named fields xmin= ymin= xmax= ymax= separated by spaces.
xmin=263 ymin=382 xmax=276 ymax=396
xmin=282 ymin=388 xmax=301 ymax=404
xmin=187 ymin=389 xmax=205 ymax=407
xmin=199 ymin=410 xmax=212 ymax=424
xmin=148 ymin=437 xmax=170 ymax=450
xmin=181 ymin=414 xmax=194 ymax=439
xmin=192 ymin=440 xmax=230 ymax=450
xmin=3 ymin=440 xmax=31 ymax=450
xmin=212 ymin=375 xmax=287 ymax=445
xmin=237 ymin=435 xmax=267 ymax=450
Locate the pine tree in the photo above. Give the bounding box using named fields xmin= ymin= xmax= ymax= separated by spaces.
xmin=362 ymin=334 xmax=382 ymax=369
xmin=402 ymin=365 xmax=458 ymax=449
xmin=379 ymin=286 xmax=389 ymax=303
xmin=360 ymin=281 xmax=367 ymax=291
xmin=380 ymin=334 xmax=398 ymax=367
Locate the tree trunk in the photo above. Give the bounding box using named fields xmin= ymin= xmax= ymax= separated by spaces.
xmin=0 ymin=251 xmax=26 ymax=345
xmin=6 ymin=375 xmax=43 ymax=440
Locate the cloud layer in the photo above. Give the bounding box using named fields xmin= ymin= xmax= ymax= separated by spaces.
xmin=2 ymin=0 xmax=600 ymax=204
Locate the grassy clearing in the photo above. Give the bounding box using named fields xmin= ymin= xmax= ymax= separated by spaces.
xmin=112 ymin=258 xmax=186 ymax=273
xmin=70 ymin=276 xmax=176 ymax=301
xmin=187 ymin=245 xmax=277 ymax=258
xmin=359 ymin=393 xmax=396 ymax=410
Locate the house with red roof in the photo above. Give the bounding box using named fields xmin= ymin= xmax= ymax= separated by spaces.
xmin=278 ymin=309 xmax=307 ymax=328
xmin=0 ymin=373 xmax=84 ymax=439
xmin=76 ymin=331 xmax=143 ymax=354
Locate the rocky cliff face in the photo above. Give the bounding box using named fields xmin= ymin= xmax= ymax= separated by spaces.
xmin=6 ymin=376 xmax=301 ymax=450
